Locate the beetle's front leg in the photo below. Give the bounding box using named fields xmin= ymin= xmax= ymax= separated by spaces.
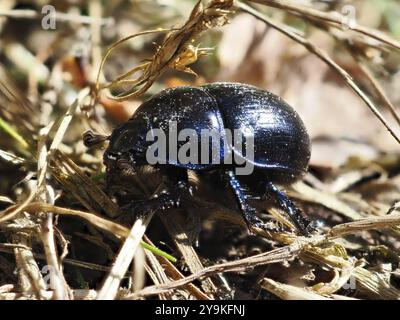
xmin=116 ymin=167 xmax=192 ymax=225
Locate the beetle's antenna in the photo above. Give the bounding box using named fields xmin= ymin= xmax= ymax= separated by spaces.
xmin=83 ymin=130 xmax=110 ymax=148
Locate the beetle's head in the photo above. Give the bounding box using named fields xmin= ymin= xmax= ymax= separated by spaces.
xmin=103 ymin=114 xmax=150 ymax=178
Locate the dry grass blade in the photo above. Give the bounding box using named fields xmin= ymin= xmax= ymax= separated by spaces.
xmin=132 ymin=246 xmax=146 ymax=293
xmin=39 ymin=213 xmax=71 ymax=299
xmin=142 ymin=235 xmax=211 ymax=300
xmin=29 ymin=88 xmax=93 ymax=300
xmin=291 ymin=182 xmax=364 ymax=220
xmin=250 ymin=0 xmax=400 ymax=50
xmin=312 ymin=267 xmax=355 ymax=295
xmin=0 ymin=243 xmax=117 ymax=273
xmin=160 ymin=213 xmax=217 ymax=297
xmin=329 ymin=212 xmax=400 ymax=237
xmin=31 ymin=89 xmax=91 ymax=300
xmin=12 ymin=232 xmax=47 ymax=299
xmin=96 ymin=0 xmax=233 ymax=101
xmin=0 ymin=190 xmax=36 ymax=224
xmin=261 ymin=278 xmax=332 ymax=300
xmin=97 ymin=213 xmax=154 ymax=300
xmin=49 ymin=88 xmax=90 ymax=151
xmin=126 ymin=241 xmax=305 ymax=298
xmin=0 ymin=149 xmax=25 ymax=165
xmin=353 ymin=267 xmax=400 ymax=299
xmin=12 ymin=202 xmax=129 ymax=238
xmin=236 ymin=1 xmax=400 ymax=145
xmin=352 ymin=54 xmax=400 ymax=127
xmin=0 ymin=77 xmax=43 ymax=298
xmin=300 ymin=242 xmax=352 ymax=270
xmin=36 ymin=128 xmax=70 ymax=300
xmin=50 ymin=150 xmax=119 ymax=218
xmin=95 ymin=29 xmax=174 ymax=92
xmin=142 ymin=249 xmax=171 ymax=299
xmin=0 ymin=289 xmax=98 ymax=300
xmin=4 ymin=202 xmax=176 ymax=261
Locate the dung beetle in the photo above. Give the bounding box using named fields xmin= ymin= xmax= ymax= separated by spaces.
xmin=90 ymin=82 xmax=314 ymax=235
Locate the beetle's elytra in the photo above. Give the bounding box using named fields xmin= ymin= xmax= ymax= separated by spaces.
xmin=103 ymin=82 xmax=314 ymax=235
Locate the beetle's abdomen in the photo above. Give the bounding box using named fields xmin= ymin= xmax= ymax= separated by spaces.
xmin=203 ymin=83 xmax=311 ymax=182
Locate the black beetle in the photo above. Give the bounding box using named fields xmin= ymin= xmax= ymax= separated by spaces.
xmin=93 ymin=82 xmax=314 ymax=235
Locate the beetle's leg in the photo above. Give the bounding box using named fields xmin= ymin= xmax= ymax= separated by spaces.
xmin=225 ymin=170 xmax=281 ymax=233
xmin=117 ymin=167 xmax=192 ymax=225
xmin=264 ymin=182 xmax=315 ymax=236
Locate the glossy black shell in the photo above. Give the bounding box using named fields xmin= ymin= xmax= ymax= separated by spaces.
xmin=105 ymin=82 xmax=311 ymax=183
